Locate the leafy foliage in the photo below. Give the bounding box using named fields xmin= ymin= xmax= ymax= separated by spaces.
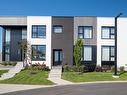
xmin=74 ymin=39 xmax=83 ymax=67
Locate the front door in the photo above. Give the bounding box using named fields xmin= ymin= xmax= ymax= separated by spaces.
xmin=53 ymin=49 xmax=63 ymax=66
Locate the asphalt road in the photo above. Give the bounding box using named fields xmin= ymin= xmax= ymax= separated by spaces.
xmin=1 ymin=83 xmax=127 ymax=95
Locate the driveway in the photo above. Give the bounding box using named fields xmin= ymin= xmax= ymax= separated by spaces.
xmin=1 ymin=82 xmax=127 ymax=95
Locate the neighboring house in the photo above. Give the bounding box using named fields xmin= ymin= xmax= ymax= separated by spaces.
xmin=0 ymin=16 xmax=127 ymax=69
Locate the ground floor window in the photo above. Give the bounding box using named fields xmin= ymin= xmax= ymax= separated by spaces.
xmin=102 ymin=46 xmax=115 ymax=61
xmin=32 ymin=45 xmax=46 ymax=61
xmin=83 ymin=46 xmax=92 ymax=61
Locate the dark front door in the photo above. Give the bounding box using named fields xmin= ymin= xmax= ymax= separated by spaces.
xmin=53 ymin=49 xmax=63 ymax=66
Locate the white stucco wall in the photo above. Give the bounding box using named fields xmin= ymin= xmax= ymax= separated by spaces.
xmin=117 ymin=18 xmax=127 ymax=68
xmin=97 ymin=17 xmax=115 ymax=66
xmin=27 ymin=16 xmax=52 ymax=68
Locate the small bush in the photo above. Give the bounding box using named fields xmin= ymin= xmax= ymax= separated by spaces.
xmin=102 ymin=65 xmax=111 ymax=72
xmin=119 ymin=66 xmax=125 ymax=72
xmin=0 ymin=62 xmax=17 ymax=66
xmin=85 ymin=64 xmax=96 ymax=72
xmin=27 ymin=63 xmax=50 ymax=71
xmin=95 ymin=65 xmax=102 ymax=72
xmin=111 ymin=66 xmax=115 ymax=72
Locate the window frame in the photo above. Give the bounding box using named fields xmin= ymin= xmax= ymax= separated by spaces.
xmin=31 ymin=45 xmax=46 ymax=61
xmin=101 ymin=26 xmax=115 ymax=39
xmin=101 ymin=46 xmax=115 ymax=61
xmin=53 ymin=25 xmax=63 ymax=33
xmin=32 ymin=25 xmax=46 ymax=38
xmin=78 ymin=26 xmax=93 ymax=39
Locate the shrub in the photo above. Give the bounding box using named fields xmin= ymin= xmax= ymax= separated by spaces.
xmin=63 ymin=65 xmax=87 ymax=73
xmin=119 ymin=66 xmax=125 ymax=72
xmin=95 ymin=65 xmax=102 ymax=72
xmin=85 ymin=64 xmax=96 ymax=72
xmin=111 ymin=66 xmax=115 ymax=72
xmin=0 ymin=62 xmax=17 ymax=66
xmin=102 ymin=65 xmax=111 ymax=72
xmin=27 ymin=63 xmax=50 ymax=71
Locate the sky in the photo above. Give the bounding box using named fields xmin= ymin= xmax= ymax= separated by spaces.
xmin=0 ymin=0 xmax=127 ymax=52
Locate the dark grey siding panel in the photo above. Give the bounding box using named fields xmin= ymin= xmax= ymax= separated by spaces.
xmin=10 ymin=28 xmax=22 ymax=61
xmin=52 ymin=17 xmax=74 ymax=66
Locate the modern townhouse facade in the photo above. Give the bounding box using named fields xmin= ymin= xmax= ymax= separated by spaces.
xmin=0 ymin=16 xmax=127 ymax=69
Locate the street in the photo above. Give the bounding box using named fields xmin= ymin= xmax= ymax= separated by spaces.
xmin=2 ymin=82 xmax=127 ymax=95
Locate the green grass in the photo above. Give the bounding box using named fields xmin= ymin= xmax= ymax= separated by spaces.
xmin=62 ymin=72 xmax=127 ymax=82
xmin=0 ymin=70 xmax=8 ymax=76
xmin=0 ymin=70 xmax=54 ymax=85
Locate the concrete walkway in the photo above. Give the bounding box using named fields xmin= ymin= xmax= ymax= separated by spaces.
xmin=48 ymin=66 xmax=73 ymax=85
xmin=0 ymin=84 xmax=54 ymax=94
xmin=0 ymin=62 xmax=24 ymax=80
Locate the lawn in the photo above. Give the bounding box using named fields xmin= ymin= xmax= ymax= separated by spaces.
xmin=62 ymin=72 xmax=127 ymax=82
xmin=0 ymin=70 xmax=54 ymax=85
xmin=0 ymin=70 xmax=8 ymax=76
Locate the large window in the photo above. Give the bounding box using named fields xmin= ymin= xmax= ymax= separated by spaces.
xmin=32 ymin=25 xmax=46 ymax=38
xmin=101 ymin=27 xmax=115 ymax=39
xmin=78 ymin=26 xmax=93 ymax=39
xmin=32 ymin=45 xmax=46 ymax=61
xmin=102 ymin=46 xmax=115 ymax=61
xmin=53 ymin=25 xmax=63 ymax=33
xmin=83 ymin=46 xmax=92 ymax=61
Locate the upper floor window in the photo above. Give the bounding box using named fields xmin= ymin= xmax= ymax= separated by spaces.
xmin=32 ymin=25 xmax=46 ymax=38
xmin=102 ymin=46 xmax=115 ymax=61
xmin=32 ymin=45 xmax=46 ymax=61
xmin=53 ymin=25 xmax=63 ymax=33
xmin=78 ymin=26 xmax=93 ymax=39
xmin=101 ymin=27 xmax=115 ymax=39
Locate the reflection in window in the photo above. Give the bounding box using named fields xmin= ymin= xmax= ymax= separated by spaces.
xmin=32 ymin=25 xmax=46 ymax=38
xmin=84 ymin=46 xmax=92 ymax=61
xmin=32 ymin=45 xmax=46 ymax=61
xmin=78 ymin=26 xmax=93 ymax=39
xmin=102 ymin=46 xmax=115 ymax=61
xmin=101 ymin=27 xmax=115 ymax=39
xmin=53 ymin=25 xmax=63 ymax=33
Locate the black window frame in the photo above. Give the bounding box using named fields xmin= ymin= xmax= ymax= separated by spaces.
xmin=101 ymin=46 xmax=115 ymax=61
xmin=53 ymin=25 xmax=63 ymax=33
xmin=31 ymin=45 xmax=46 ymax=61
xmin=32 ymin=25 xmax=46 ymax=38
xmin=101 ymin=26 xmax=115 ymax=39
xmin=78 ymin=26 xmax=93 ymax=39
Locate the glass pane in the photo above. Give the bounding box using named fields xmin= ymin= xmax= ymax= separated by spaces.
xmin=60 ymin=51 xmax=63 ymax=61
xmin=84 ymin=27 xmax=92 ymax=38
xmin=32 ymin=45 xmax=46 ymax=61
xmin=102 ymin=47 xmax=109 ymax=61
xmin=111 ymin=47 xmax=115 ymax=56
xmin=84 ymin=46 xmax=92 ymax=61
xmin=78 ymin=27 xmax=83 ymax=33
xmin=53 ymin=26 xmax=62 ymax=33
xmin=78 ymin=34 xmax=83 ymax=38
xmin=102 ymin=27 xmax=110 ymax=38
xmin=55 ymin=51 xmax=59 ymax=61
xmin=38 ymin=26 xmax=46 ymax=38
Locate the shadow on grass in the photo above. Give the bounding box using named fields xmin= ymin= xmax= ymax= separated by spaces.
xmin=118 ymin=71 xmax=126 ymax=76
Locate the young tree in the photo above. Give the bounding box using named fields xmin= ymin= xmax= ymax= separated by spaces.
xmin=19 ymin=39 xmax=31 ymax=67
xmin=74 ymin=39 xmax=83 ymax=67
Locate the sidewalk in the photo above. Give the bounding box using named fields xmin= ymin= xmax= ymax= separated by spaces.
xmin=0 ymin=84 xmax=55 ymax=94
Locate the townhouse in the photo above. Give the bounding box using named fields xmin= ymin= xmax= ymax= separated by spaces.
xmin=0 ymin=16 xmax=127 ymax=69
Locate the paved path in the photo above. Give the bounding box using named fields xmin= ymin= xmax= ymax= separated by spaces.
xmin=2 ymin=82 xmax=127 ymax=95
xmin=48 ymin=66 xmax=73 ymax=85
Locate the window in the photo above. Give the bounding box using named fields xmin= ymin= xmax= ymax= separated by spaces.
xmin=78 ymin=26 xmax=93 ymax=39
xmin=32 ymin=25 xmax=46 ymax=38
xmin=101 ymin=27 xmax=115 ymax=39
xmin=83 ymin=46 xmax=92 ymax=61
xmin=32 ymin=45 xmax=46 ymax=61
xmin=53 ymin=25 xmax=63 ymax=33
xmin=102 ymin=46 xmax=115 ymax=61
